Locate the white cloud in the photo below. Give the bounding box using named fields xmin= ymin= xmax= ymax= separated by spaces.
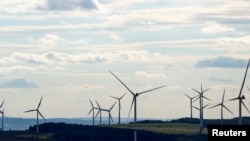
xmin=36 ymin=0 xmax=107 ymax=12
xmin=201 ymin=22 xmax=235 ymax=34
xmin=0 ymin=0 xmax=107 ymax=13
xmin=0 ymin=50 xmax=170 ymax=67
xmin=135 ymin=71 xmax=166 ymax=78
xmin=38 ymin=33 xmax=65 ymax=46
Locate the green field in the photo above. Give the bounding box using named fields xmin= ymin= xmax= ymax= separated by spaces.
xmin=112 ymin=122 xmax=208 ymax=135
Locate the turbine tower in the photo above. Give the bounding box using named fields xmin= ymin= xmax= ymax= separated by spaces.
xmin=110 ymin=92 xmax=127 ymax=124
xmin=109 ymin=70 xmax=166 ymax=141
xmin=183 ymin=93 xmax=197 ymax=119
xmin=229 ymin=59 xmax=250 ymax=125
xmin=0 ymin=108 xmax=4 ymax=132
xmin=24 ymin=97 xmax=46 ymax=139
xmin=207 ymin=89 xmax=233 ymax=125
xmin=192 ymin=84 xmax=211 ymax=134
xmin=0 ymin=100 xmax=5 ymax=131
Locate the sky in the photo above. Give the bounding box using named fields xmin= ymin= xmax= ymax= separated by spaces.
xmin=0 ymin=0 xmax=250 ymax=121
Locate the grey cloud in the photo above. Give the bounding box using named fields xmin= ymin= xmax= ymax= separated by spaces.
xmin=195 ymin=56 xmax=248 ymax=68
xmin=209 ymin=77 xmax=232 ymax=83
xmin=36 ymin=0 xmax=104 ymax=11
xmin=0 ymin=78 xmax=38 ymax=88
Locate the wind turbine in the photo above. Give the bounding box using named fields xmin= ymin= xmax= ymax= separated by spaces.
xmin=207 ymin=89 xmax=233 ymax=125
xmin=183 ymin=93 xmax=198 ymax=119
xmin=88 ymin=99 xmax=97 ymax=126
xmin=0 ymin=109 xmax=4 ymax=132
xmin=0 ymin=100 xmax=5 ymax=131
xmin=110 ymin=92 xmax=127 ymax=124
xmin=192 ymin=84 xmax=211 ymax=134
xmin=109 ymin=70 xmax=166 ymax=141
xmin=229 ymin=59 xmax=250 ymax=125
xmin=95 ymin=100 xmax=104 ymax=125
xmin=24 ymin=97 xmax=46 ymax=139
xmin=102 ymin=102 xmax=116 ymax=125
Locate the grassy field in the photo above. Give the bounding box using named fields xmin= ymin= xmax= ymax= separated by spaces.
xmin=112 ymin=122 xmax=208 ymax=135
xmin=0 ymin=131 xmax=54 ymax=141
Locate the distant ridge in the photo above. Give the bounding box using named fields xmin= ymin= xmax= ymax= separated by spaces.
xmin=3 ymin=117 xmax=155 ymax=131
xmin=4 ymin=116 xmax=248 ymax=131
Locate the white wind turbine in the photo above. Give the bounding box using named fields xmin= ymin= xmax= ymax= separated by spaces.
xmin=0 ymin=99 xmax=5 ymax=131
xmin=0 ymin=108 xmax=5 ymax=132
xmin=88 ymin=99 xmax=97 ymax=126
xmin=109 ymin=70 xmax=166 ymax=141
xmin=110 ymin=92 xmax=127 ymax=124
xmin=95 ymin=100 xmax=104 ymax=125
xmin=229 ymin=59 xmax=250 ymax=125
xmin=192 ymin=84 xmax=211 ymax=134
xmin=207 ymin=89 xmax=233 ymax=125
xmin=101 ymin=102 xmax=116 ymax=125
xmin=24 ymin=97 xmax=46 ymax=139
xmin=183 ymin=93 xmax=198 ymax=119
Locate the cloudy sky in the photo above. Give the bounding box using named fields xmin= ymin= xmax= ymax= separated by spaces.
xmin=0 ymin=0 xmax=250 ymax=121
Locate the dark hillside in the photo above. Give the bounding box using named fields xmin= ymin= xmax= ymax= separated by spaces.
xmin=27 ymin=122 xmax=206 ymax=141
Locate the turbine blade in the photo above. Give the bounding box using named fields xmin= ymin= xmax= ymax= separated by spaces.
xmin=95 ymin=109 xmax=101 ymax=118
xmin=127 ymin=97 xmax=135 ymax=121
xmin=95 ymin=100 xmax=101 ymax=108
xmin=222 ymin=105 xmax=233 ymax=114
xmin=137 ymin=85 xmax=166 ymax=95
xmin=228 ymin=97 xmax=239 ymax=101
xmin=222 ymin=89 xmax=226 ymax=102
xmin=87 ymin=108 xmax=93 ymax=116
xmin=37 ymin=97 xmax=43 ymax=109
xmin=203 ymin=96 xmax=212 ymax=101
xmin=0 ymin=99 xmax=5 ymax=108
xmin=203 ymin=104 xmax=209 ymax=109
xmin=203 ymin=88 xmax=210 ymax=93
xmin=183 ymin=93 xmax=191 ymax=99
xmin=120 ymin=92 xmax=127 ymax=99
xmin=38 ymin=111 xmax=46 ymax=120
xmin=193 ymin=96 xmax=200 ymax=102
xmin=192 ymin=106 xmax=199 ymax=111
xmin=207 ymin=103 xmax=221 ymax=109
xmin=89 ymin=99 xmax=94 ymax=107
xmin=110 ymin=102 xmax=116 ymax=110
xmin=110 ymin=95 xmax=119 ymax=100
xmin=109 ymin=70 xmax=135 ymax=96
xmin=241 ymin=100 xmax=250 ymax=114
xmin=110 ymin=113 xmax=113 ymax=122
xmin=24 ymin=109 xmax=36 ymax=113
xmin=192 ymin=88 xmax=201 ymax=94
xmin=238 ymin=59 xmax=250 ymax=97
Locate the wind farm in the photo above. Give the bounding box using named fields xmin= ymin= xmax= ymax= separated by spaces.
xmin=0 ymin=62 xmax=250 ymax=140
xmin=1 ymin=0 xmax=250 ymax=140
xmin=0 ymin=59 xmax=250 ymax=140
